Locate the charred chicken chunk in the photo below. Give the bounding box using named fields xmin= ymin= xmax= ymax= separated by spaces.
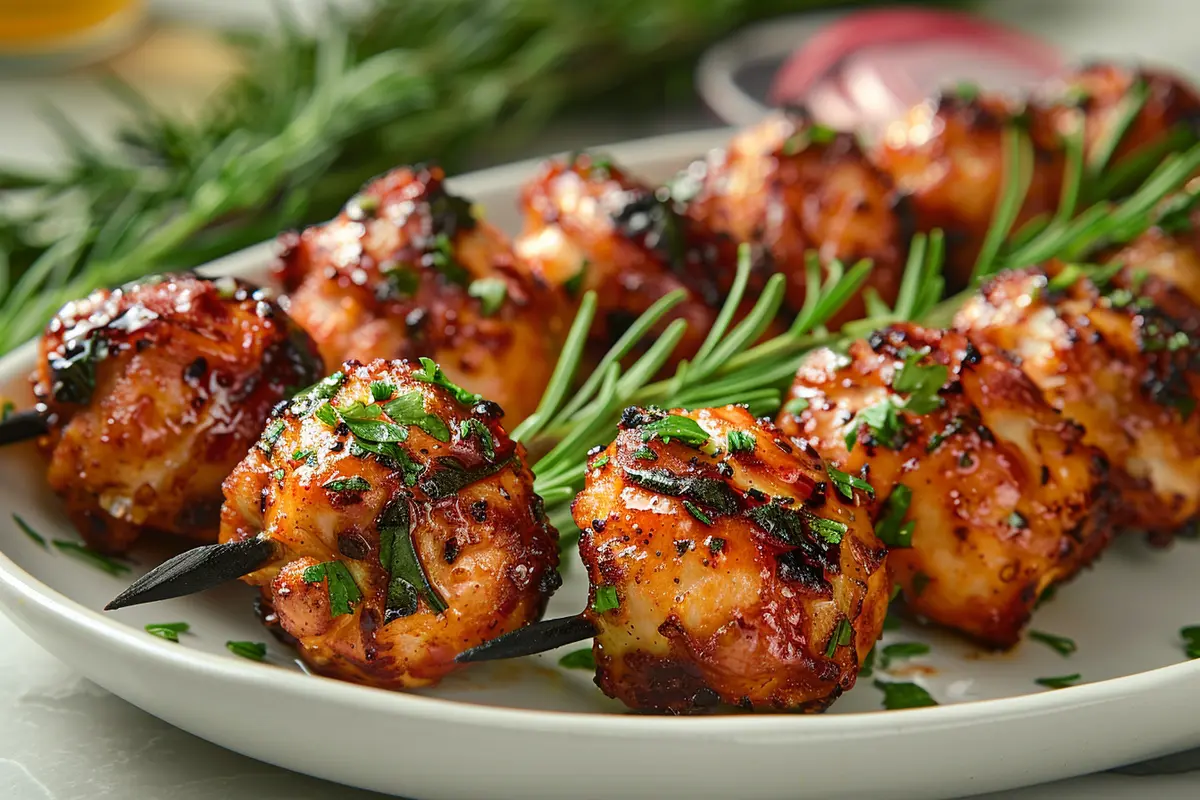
xmin=955 ymin=267 xmax=1200 ymax=542
xmin=219 ymin=359 xmax=559 ymax=689
xmin=683 ymin=110 xmax=907 ymax=323
xmin=32 ymin=274 xmax=321 ymax=553
xmin=572 ymin=405 xmax=889 ymax=713
xmin=874 ymin=91 xmax=1066 ymax=288
xmin=276 ymin=165 xmax=565 ymax=425
xmin=778 ymin=324 xmax=1110 ymax=648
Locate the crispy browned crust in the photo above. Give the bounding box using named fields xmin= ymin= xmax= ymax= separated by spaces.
xmin=32 ymin=274 xmax=322 ymax=553
xmin=956 ymin=267 xmax=1200 ymax=541
xmin=573 ymin=405 xmax=889 ymax=713
xmin=873 ymin=92 xmax=1066 ymax=289
xmin=779 ymin=324 xmax=1110 ymax=648
xmin=684 ymin=110 xmax=907 ymax=324
xmin=220 ymin=359 xmax=559 ymax=689
xmin=276 ymin=165 xmax=566 ymax=426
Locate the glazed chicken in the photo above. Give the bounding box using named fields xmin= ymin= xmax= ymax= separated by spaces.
xmin=31 ymin=274 xmax=321 ymax=553
xmin=955 ymin=267 xmax=1200 ymax=542
xmin=277 ymin=165 xmax=566 ymax=426
xmin=874 ymin=90 xmax=1066 ymax=288
xmin=1108 ymin=222 xmax=1200 ymax=310
xmin=683 ymin=110 xmax=907 ymax=323
xmin=778 ymin=324 xmax=1110 ymax=647
xmin=514 ymin=154 xmax=723 ymax=362
xmin=572 ymin=405 xmax=890 ymax=712
xmin=219 ymin=358 xmax=559 ymax=688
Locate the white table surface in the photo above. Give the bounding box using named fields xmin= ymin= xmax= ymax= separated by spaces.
xmin=2 ymin=1 xmax=1199 ymax=798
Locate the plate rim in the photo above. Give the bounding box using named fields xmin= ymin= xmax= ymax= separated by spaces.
xmin=1 ymin=124 xmax=1198 ymax=738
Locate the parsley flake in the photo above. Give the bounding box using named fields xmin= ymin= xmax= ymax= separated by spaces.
xmin=638 ymin=415 xmax=710 ymax=448
xmin=370 ymin=381 xmax=396 ymax=402
xmin=145 ymin=622 xmax=190 ymax=643
xmin=459 ymin=418 xmax=496 ymax=460
xmin=559 ymin=649 xmax=596 ymax=670
xmin=875 ymin=680 xmax=938 ymax=710
xmin=726 ymin=429 xmax=756 ymax=454
xmin=258 ymin=419 xmax=286 ymax=455
xmin=12 ymin=513 xmax=46 ymax=548
xmin=412 ymin=357 xmax=481 ymax=406
xmin=1182 ymin=626 xmax=1200 ymax=659
xmin=302 ymin=561 xmax=363 ymax=617
xmin=52 ymin=540 xmax=131 ymax=575
xmin=0 ymin=400 xmax=13 ymax=421
xmin=226 ymin=641 xmax=267 ymax=661
xmin=631 ymin=446 xmax=657 ymax=461
xmin=783 ymin=397 xmax=810 ymax=416
xmin=379 ymin=498 xmax=447 ymax=618
xmin=337 ymin=401 xmax=408 ymax=443
xmin=592 ymin=585 xmax=620 ymax=614
xmin=1029 ymin=630 xmax=1077 ymax=657
xmin=591 ymin=455 xmax=609 ymax=470
xmin=682 ymin=500 xmax=713 ymax=526
xmin=875 ymin=485 xmax=915 ymax=548
xmin=291 ymin=372 xmax=346 ymax=416
xmin=467 ymin=277 xmax=508 ymax=316
xmin=880 ymin=641 xmax=930 ymax=669
xmin=825 ymin=618 xmax=853 ymax=657
xmin=826 ymin=463 xmax=875 ymax=501
xmin=383 ymin=391 xmax=450 ymax=442
xmin=323 ymin=476 xmax=371 ymax=493
xmin=428 ymin=232 xmax=470 ymax=285
xmin=1035 ymin=673 xmax=1081 ymax=689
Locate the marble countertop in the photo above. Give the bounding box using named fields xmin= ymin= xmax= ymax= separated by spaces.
xmin=2 ymin=1 xmax=1199 ymax=798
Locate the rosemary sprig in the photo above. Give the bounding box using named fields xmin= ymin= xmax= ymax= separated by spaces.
xmin=971 ymin=126 xmax=1034 ymax=282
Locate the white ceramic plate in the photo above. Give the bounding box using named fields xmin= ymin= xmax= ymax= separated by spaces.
xmin=1 ymin=129 xmax=1199 ymax=800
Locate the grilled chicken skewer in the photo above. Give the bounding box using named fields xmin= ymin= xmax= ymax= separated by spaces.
xmin=778 ymin=324 xmax=1110 ymax=647
xmin=277 ymin=165 xmax=567 ymax=426
xmin=7 ymin=274 xmax=321 ymax=554
xmin=463 ymin=405 xmax=890 ymax=713
xmin=112 ymin=358 xmax=560 ymax=688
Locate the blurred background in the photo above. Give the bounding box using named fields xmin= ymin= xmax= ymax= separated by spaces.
xmin=1 ymin=0 xmax=1199 ymax=350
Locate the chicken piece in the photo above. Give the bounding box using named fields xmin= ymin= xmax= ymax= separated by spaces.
xmin=276 ymin=165 xmax=566 ymax=426
xmin=778 ymin=324 xmax=1109 ymax=648
xmin=219 ymin=359 xmax=559 ymax=688
xmin=955 ymin=267 xmax=1200 ymax=542
xmin=874 ymin=91 xmax=1066 ymax=288
xmin=31 ymin=274 xmax=321 ymax=554
xmin=572 ymin=405 xmax=889 ymax=713
xmin=1107 ymin=223 xmax=1200 ymax=310
xmin=1044 ymin=63 xmax=1200 ymax=172
xmin=514 ymin=154 xmax=724 ymax=363
xmin=683 ymin=110 xmax=907 ymax=324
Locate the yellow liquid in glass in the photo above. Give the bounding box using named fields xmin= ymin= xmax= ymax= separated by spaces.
xmin=0 ymin=0 xmax=140 ymax=49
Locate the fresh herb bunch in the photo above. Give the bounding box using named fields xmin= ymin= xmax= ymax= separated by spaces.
xmin=0 ymin=0 xmax=873 ymax=351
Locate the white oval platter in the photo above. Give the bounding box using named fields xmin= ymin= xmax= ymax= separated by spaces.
xmin=0 ymin=128 xmax=1198 ymax=800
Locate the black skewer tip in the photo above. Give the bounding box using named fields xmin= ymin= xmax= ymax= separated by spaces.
xmin=0 ymin=410 xmax=48 ymax=447
xmin=455 ymin=614 xmax=598 ymax=663
xmin=104 ymin=535 xmax=278 ymax=611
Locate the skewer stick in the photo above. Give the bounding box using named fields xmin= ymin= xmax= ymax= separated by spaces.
xmin=0 ymin=410 xmax=48 ymax=446
xmin=455 ymin=614 xmax=598 ymax=663
xmin=105 ymin=536 xmax=279 ymax=611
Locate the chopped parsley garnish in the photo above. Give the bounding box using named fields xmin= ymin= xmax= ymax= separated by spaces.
xmin=52 ymin=540 xmax=131 ymax=575
xmin=845 ymin=399 xmax=905 ymax=451
xmin=323 ymin=476 xmax=371 ymax=493
xmin=336 ymin=401 xmax=409 ymax=443
xmin=302 ymin=561 xmax=363 ymax=617
xmin=622 ymin=468 xmax=740 ymax=515
xmin=49 ymin=334 xmax=110 ymax=404
xmin=875 ymin=485 xmax=915 ymax=548
xmin=783 ymin=397 xmax=809 ymax=415
xmin=1028 ymin=629 xmax=1077 ymax=657
xmin=891 ymin=348 xmax=948 ymax=410
xmin=419 ymin=455 xmax=512 ymax=499
xmin=631 ymin=446 xmax=657 ymax=460
xmin=875 ymin=680 xmax=938 ymax=710
xmin=349 ymin=439 xmax=424 ymax=485
xmin=591 ymin=455 xmax=609 ymax=469
xmin=272 ymin=468 xmax=285 ymax=481
xmin=313 ymin=402 xmax=339 ymax=427
xmin=747 ymin=500 xmax=847 ymax=546
xmin=467 ymin=277 xmax=508 ymax=316
xmin=638 ymin=415 xmax=710 ymax=448
xmin=383 ymin=264 xmax=420 ymax=297
xmin=826 ymin=463 xmax=874 ymax=501
xmin=291 ymin=448 xmax=315 ymax=463
xmin=383 ymin=391 xmax=450 ymax=442
xmin=559 ymin=648 xmax=596 ymax=670
xmin=806 ymin=514 xmax=849 ymax=545
xmin=592 ymin=585 xmax=620 ymax=614
xmin=926 ymin=417 xmax=964 ymax=452
xmin=12 ymin=513 xmax=46 ymax=548
xmin=428 ymin=232 xmax=470 ymax=285
xmin=726 ymin=429 xmax=756 ymax=454
xmin=1180 ymin=626 xmax=1200 ymax=659
xmin=880 ymin=641 xmax=930 ymax=669
xmin=459 ymin=418 xmax=496 ymax=460
xmin=370 ymin=381 xmax=396 ymax=402
xmin=1007 ymin=511 xmax=1028 ymax=529
xmin=412 ymin=357 xmax=481 ymax=406
xmin=379 ymin=498 xmax=447 ymax=618
xmin=682 ymin=500 xmax=713 ymax=526
xmin=0 ymin=400 xmax=13 ymax=420
xmin=145 ymin=622 xmax=190 ymax=643
xmin=291 ymin=372 xmax=346 ymax=416
xmin=257 ymin=419 xmax=286 ymax=454
xmin=564 ymin=260 xmax=588 ymax=297
xmin=706 ymin=536 xmax=725 ymax=554
xmin=1035 ymin=673 xmax=1081 ymax=689
xmin=226 ymin=641 xmax=267 ymax=661
xmin=825 ymin=618 xmax=853 ymax=657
